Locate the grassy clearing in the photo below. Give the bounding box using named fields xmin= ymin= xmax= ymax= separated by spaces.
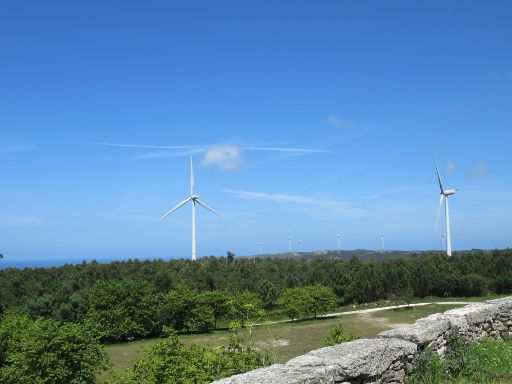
xmin=97 ymin=303 xmax=464 ymax=383
xmin=211 ymin=294 xmax=504 ymax=328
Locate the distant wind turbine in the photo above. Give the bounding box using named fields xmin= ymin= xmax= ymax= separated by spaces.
xmin=379 ymin=233 xmax=386 ymax=252
xmin=160 ymin=156 xmax=222 ymax=261
xmin=288 ymin=235 xmax=293 ymax=252
xmin=298 ymin=240 xmax=302 ymax=252
xmin=258 ymin=241 xmax=262 ymax=256
xmin=337 ymin=234 xmax=342 ymax=251
xmin=434 ymin=160 xmax=458 ymax=256
xmin=438 ymin=232 xmax=446 ymax=252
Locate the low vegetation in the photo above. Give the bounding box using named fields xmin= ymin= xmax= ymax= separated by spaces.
xmin=323 ymin=323 xmax=359 ymax=346
xmin=409 ymin=336 xmax=512 ymax=383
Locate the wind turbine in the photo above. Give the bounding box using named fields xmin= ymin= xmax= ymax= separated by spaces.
xmin=298 ymin=240 xmax=302 ymax=252
xmin=438 ymin=232 xmax=446 ymax=252
xmin=434 ymin=161 xmax=458 ymax=256
xmin=288 ymin=235 xmax=293 ymax=252
xmin=160 ymin=156 xmax=222 ymax=261
xmin=379 ymin=233 xmax=386 ymax=252
xmin=337 ymin=234 xmax=342 ymax=251
xmin=258 ymin=241 xmax=262 ymax=256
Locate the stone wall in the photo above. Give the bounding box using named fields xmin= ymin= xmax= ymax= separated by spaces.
xmin=211 ymin=297 xmax=512 ymax=384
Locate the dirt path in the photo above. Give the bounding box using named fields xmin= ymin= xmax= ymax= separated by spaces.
xmin=256 ymin=301 xmax=479 ymax=326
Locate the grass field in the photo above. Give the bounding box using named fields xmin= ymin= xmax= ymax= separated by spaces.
xmin=97 ymin=303 xmax=465 ymax=383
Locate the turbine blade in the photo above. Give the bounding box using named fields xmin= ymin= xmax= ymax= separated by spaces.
xmin=196 ymin=199 xmax=222 ymax=217
xmin=434 ymin=160 xmax=444 ymax=192
xmin=435 ymin=194 xmax=444 ymax=232
xmin=190 ymin=156 xmax=195 ymax=194
xmin=160 ymin=197 xmax=192 ymax=220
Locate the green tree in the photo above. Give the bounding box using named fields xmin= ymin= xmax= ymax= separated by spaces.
xmin=187 ymin=300 xmax=214 ymax=332
xmin=85 ymin=279 xmax=160 ymax=341
xmin=276 ymin=287 xmax=307 ymax=321
xmin=227 ymin=251 xmax=235 ymax=264
xmin=256 ymin=279 xmax=280 ymax=309
xmin=0 ymin=312 xmax=109 ymax=384
xmin=202 ymin=290 xmax=231 ymax=329
xmin=303 ymin=285 xmax=338 ymax=319
xmin=161 ymin=283 xmax=198 ymax=332
xmin=229 ymin=291 xmax=263 ymax=327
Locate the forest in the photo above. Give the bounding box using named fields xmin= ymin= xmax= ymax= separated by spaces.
xmin=1 ymin=249 xmax=511 ymax=333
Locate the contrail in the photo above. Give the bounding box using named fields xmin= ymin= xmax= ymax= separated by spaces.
xmin=88 ymin=142 xmax=331 ymax=154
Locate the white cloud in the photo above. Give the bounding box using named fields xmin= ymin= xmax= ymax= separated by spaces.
xmin=467 ymin=163 xmax=490 ymax=180
xmin=326 ymin=115 xmax=347 ymax=128
xmin=202 ymin=146 xmax=243 ymax=170
xmin=0 ymin=215 xmax=46 ymax=227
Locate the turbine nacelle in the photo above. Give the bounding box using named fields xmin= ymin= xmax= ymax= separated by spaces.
xmin=443 ymin=188 xmax=458 ymax=196
xmin=191 ymin=194 xmax=200 ymax=200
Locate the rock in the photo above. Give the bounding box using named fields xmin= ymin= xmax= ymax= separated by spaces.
xmin=211 ymin=338 xmax=417 ymax=384
xmin=379 ymin=317 xmax=450 ymax=345
xmin=436 ymin=345 xmax=447 ymax=357
xmin=444 ymin=304 xmax=501 ymax=327
xmin=287 ymin=338 xmax=416 ymax=379
xmin=381 ymin=368 xmax=405 ymax=383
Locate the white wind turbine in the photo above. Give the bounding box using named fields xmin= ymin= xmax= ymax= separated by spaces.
xmin=288 ymin=235 xmax=293 ymax=252
xmin=434 ymin=161 xmax=458 ymax=256
xmin=298 ymin=240 xmax=302 ymax=252
xmin=337 ymin=234 xmax=342 ymax=251
xmin=438 ymin=232 xmax=446 ymax=252
xmin=379 ymin=233 xmax=386 ymax=252
xmin=258 ymin=241 xmax=262 ymax=256
xmin=160 ymin=156 xmax=221 ymax=261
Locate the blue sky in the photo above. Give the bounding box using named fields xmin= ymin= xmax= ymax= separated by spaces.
xmin=1 ymin=1 xmax=511 ymax=265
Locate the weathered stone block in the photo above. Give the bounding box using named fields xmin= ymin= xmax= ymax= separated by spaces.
xmin=378 ymin=317 xmax=450 ymax=345
xmin=443 ymin=304 xmax=500 ymax=327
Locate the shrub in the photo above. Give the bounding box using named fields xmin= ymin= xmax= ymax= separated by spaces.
xmin=323 ymin=323 xmax=358 ymax=346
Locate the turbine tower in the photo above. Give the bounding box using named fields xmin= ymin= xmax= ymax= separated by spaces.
xmin=434 ymin=161 xmax=458 ymax=256
xmin=258 ymin=241 xmax=262 ymax=256
xmin=288 ymin=235 xmax=293 ymax=252
xmin=298 ymin=240 xmax=302 ymax=252
xmin=337 ymin=234 xmax=341 ymax=251
xmin=160 ymin=156 xmax=221 ymax=261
